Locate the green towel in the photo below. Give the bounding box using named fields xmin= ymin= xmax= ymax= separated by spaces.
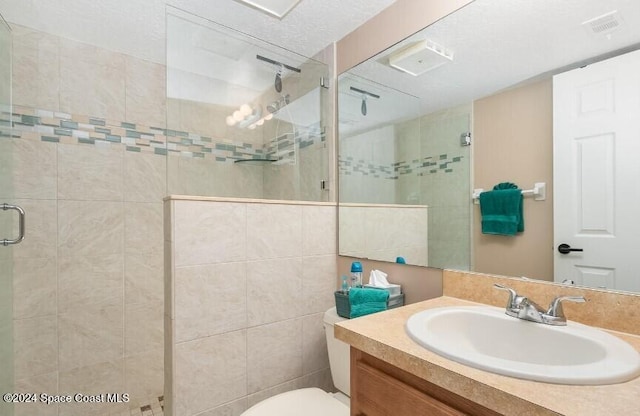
xmin=349 ymin=287 xmax=389 ymax=318
xmin=479 ymin=182 xmax=524 ymax=236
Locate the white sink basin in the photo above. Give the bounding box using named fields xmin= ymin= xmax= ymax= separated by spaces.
xmin=406 ymin=305 xmax=640 ymax=385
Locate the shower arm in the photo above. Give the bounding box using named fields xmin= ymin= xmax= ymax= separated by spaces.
xmin=349 ymin=86 xmax=380 ymax=99
xmin=256 ymin=54 xmax=301 ymax=73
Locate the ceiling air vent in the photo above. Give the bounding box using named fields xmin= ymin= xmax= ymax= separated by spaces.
xmin=582 ymin=10 xmax=625 ymax=38
xmin=388 ymin=39 xmax=453 ymax=77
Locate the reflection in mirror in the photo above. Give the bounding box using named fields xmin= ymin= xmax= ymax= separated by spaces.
xmin=338 ymin=73 xmax=471 ymax=269
xmin=338 ymin=0 xmax=640 ymax=293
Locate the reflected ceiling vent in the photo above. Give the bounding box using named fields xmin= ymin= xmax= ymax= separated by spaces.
xmin=234 ymin=0 xmax=302 ymax=19
xmin=388 ymin=39 xmax=453 ymax=76
xmin=582 ymin=10 xmax=625 ymax=39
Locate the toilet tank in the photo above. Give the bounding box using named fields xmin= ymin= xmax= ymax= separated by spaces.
xmin=323 ymin=307 xmax=350 ymax=396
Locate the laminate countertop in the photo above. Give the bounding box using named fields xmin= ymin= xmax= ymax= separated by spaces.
xmin=335 ymin=296 xmax=640 ymax=416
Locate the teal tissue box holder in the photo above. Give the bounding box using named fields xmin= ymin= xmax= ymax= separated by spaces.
xmin=334 ymin=290 xmax=405 ymax=319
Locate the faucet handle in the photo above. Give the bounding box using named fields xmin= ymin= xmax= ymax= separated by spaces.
xmin=547 ymin=295 xmax=586 ymax=318
xmin=493 ymin=284 xmax=524 ymax=310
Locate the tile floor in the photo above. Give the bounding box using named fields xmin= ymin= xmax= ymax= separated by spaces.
xmin=108 ymin=396 xmax=163 ymax=416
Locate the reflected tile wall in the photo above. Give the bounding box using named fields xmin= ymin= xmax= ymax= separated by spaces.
xmin=339 ymin=104 xmax=471 ymax=268
xmin=339 ymin=204 xmax=429 ymax=267
xmin=417 ymin=105 xmax=471 ymax=269
xmin=166 ymin=198 xmax=337 ymax=416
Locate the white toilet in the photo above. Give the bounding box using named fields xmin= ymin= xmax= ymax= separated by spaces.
xmin=241 ymin=307 xmax=351 ymax=416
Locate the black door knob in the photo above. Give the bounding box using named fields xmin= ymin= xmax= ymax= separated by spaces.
xmin=558 ymin=243 xmax=584 ymax=254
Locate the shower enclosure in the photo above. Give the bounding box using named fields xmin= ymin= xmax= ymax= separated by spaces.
xmin=0 ymin=11 xmax=170 ymax=415
xmin=0 ymin=5 xmax=330 ymax=415
xmin=0 ymin=12 xmax=13 ymax=416
xmin=166 ymin=7 xmax=330 ymax=202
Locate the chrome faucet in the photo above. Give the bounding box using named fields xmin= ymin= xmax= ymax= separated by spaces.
xmin=494 ymin=284 xmax=585 ymax=326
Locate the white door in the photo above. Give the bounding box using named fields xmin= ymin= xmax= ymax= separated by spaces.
xmin=553 ymin=49 xmax=640 ymax=293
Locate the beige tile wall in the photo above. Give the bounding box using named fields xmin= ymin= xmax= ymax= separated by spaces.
xmin=12 ymin=24 xmax=166 ymax=125
xmin=7 ymin=23 xmax=166 ymax=416
xmin=7 ymin=19 xmax=334 ymax=416
xmin=165 ymin=197 xmax=337 ymax=416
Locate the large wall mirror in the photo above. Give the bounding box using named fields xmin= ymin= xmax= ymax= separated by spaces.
xmin=338 ymin=0 xmax=640 ymax=293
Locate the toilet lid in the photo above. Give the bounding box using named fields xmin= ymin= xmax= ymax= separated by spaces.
xmin=241 ymin=388 xmax=349 ymax=416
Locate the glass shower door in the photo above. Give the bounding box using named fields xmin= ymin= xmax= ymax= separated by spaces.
xmin=0 ymin=12 xmax=13 ymax=416
xmin=166 ymin=7 xmax=330 ymax=202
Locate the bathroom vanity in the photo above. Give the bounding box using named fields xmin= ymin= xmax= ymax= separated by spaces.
xmin=350 ymin=348 xmax=500 ymax=416
xmin=335 ymin=271 xmax=640 ymax=416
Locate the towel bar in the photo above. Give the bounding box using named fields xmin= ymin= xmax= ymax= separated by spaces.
xmin=472 ymin=182 xmax=546 ymax=204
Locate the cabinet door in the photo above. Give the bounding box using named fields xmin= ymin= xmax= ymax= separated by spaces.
xmin=350 ymin=349 xmax=502 ymax=416
xmin=352 ymin=359 xmax=466 ymax=416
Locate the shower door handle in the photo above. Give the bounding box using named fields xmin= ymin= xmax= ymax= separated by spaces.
xmin=1 ymin=203 xmax=25 ymax=246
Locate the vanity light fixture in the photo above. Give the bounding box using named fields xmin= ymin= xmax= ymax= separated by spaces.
xmin=388 ymin=39 xmax=454 ymax=76
xmin=233 ymin=0 xmax=302 ymax=19
xmin=226 ymin=104 xmax=262 ymax=128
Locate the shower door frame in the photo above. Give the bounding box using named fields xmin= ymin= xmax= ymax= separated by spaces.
xmin=0 ymin=11 xmax=14 ymax=416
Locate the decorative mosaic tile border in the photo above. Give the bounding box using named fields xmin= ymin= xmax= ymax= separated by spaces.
xmin=0 ymin=106 xmax=324 ymax=163
xmin=339 ymin=153 xmax=465 ymax=179
xmin=136 ymin=395 xmax=163 ymax=416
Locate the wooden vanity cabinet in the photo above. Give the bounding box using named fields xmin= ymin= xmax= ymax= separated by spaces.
xmin=350 ymin=348 xmax=501 ymax=416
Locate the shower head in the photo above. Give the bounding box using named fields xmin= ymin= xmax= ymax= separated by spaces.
xmin=266 ymin=94 xmax=291 ymax=114
xmin=267 ymin=102 xmax=279 ymax=113
xmin=350 ymin=87 xmax=380 ymax=116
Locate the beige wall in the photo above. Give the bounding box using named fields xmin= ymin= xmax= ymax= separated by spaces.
xmin=336 ymin=0 xmax=474 ymax=73
xmin=165 ymin=197 xmax=337 ymax=416
xmin=473 ymin=79 xmax=554 ymax=281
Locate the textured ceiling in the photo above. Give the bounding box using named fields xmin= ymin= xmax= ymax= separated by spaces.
xmin=342 ymin=0 xmax=640 ymax=135
xmin=0 ymin=0 xmax=396 ymax=63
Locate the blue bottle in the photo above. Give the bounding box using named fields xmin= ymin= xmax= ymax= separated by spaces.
xmin=351 ymin=261 xmax=363 ymax=288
